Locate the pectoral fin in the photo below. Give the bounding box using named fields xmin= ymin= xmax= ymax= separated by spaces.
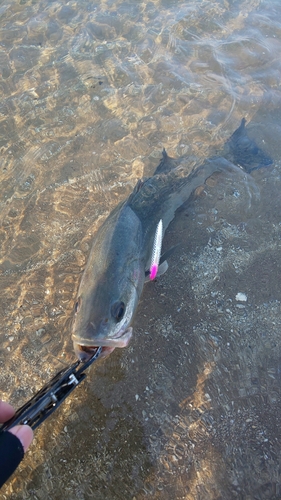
xmin=145 ymin=260 xmax=168 ymax=282
xmin=145 ymin=244 xmax=179 ymax=282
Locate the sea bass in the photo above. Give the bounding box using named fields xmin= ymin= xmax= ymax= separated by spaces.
xmin=72 ymin=119 xmax=272 ymax=361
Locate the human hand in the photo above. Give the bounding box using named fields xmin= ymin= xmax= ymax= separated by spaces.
xmin=0 ymin=400 xmax=34 ymax=488
xmin=0 ymin=400 xmax=33 ymax=452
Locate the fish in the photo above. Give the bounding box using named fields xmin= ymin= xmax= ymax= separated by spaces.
xmin=72 ymin=119 xmax=272 ymax=361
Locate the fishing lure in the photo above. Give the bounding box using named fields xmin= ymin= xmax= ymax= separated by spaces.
xmin=149 ymin=219 xmax=163 ymax=280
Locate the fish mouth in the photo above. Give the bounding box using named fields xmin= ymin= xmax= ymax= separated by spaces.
xmin=74 ymin=344 xmax=116 ymax=362
xmin=73 ymin=328 xmax=133 ymax=362
xmin=72 ymin=327 xmax=133 ymax=349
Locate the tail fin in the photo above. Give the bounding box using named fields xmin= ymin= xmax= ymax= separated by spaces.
xmin=224 ymin=118 xmax=272 ymax=172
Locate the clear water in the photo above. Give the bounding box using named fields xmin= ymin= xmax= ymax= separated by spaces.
xmin=1 ymin=0 xmax=281 ymax=498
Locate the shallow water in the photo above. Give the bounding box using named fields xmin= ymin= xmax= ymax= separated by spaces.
xmin=1 ymin=0 xmax=281 ymax=498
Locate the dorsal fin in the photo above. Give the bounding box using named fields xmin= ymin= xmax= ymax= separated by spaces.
xmin=153 ymin=149 xmax=179 ymax=175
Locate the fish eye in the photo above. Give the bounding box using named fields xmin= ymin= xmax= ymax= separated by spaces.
xmin=75 ymin=297 xmax=81 ymax=314
xmin=111 ymin=301 xmax=125 ymax=322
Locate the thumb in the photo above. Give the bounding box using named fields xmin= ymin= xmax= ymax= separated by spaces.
xmin=9 ymin=425 xmax=34 ymax=453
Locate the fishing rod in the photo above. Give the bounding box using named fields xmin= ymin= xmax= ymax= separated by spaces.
xmin=0 ymin=347 xmax=102 ymax=432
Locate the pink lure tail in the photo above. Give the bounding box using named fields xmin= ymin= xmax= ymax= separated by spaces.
xmin=149 ymin=219 xmax=163 ymax=280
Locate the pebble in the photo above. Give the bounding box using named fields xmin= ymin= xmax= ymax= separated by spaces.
xmin=235 ymin=292 xmax=247 ymax=302
xmin=36 ymin=328 xmax=46 ymax=336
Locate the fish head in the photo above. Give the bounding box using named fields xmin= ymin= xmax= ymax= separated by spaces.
xmin=72 ymin=206 xmax=145 ymax=361
xmin=72 ymin=276 xmax=139 ymax=360
xmin=72 ymin=264 xmax=143 ymax=361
